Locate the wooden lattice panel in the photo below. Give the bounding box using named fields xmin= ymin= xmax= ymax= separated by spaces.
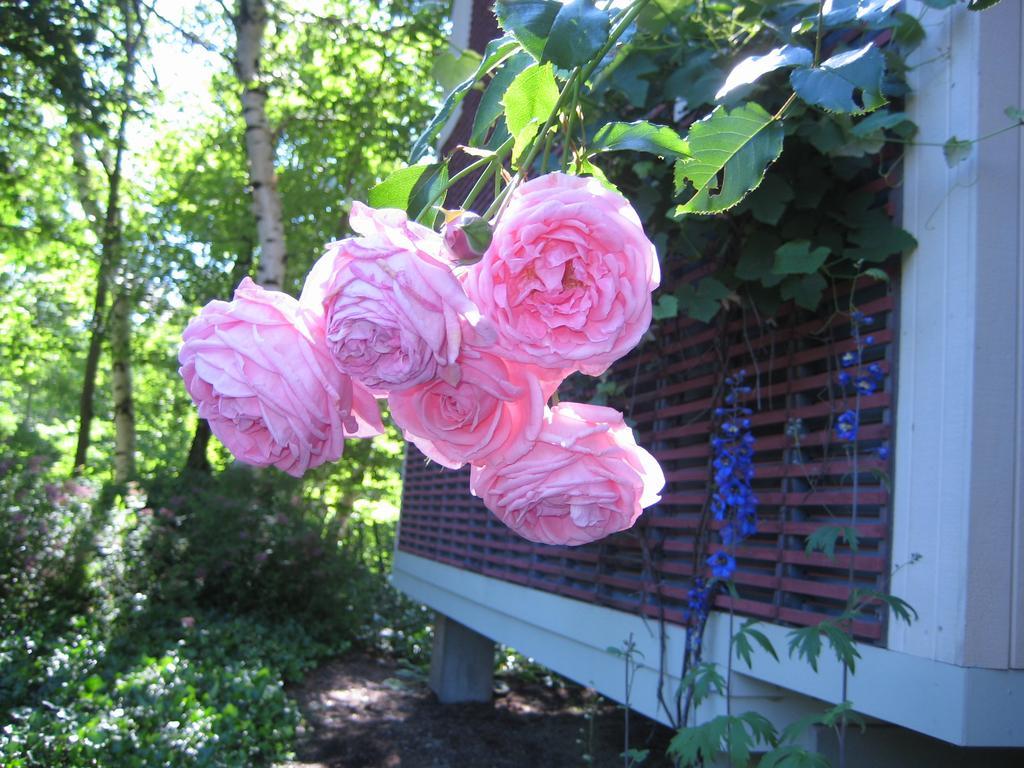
xmin=398 ymin=270 xmax=896 ymax=642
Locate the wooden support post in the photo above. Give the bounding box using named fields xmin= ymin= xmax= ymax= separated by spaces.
xmin=429 ymin=613 xmax=494 ymax=703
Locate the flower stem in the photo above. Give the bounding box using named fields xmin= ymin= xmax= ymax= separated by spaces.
xmin=487 ymin=0 xmax=653 ymax=223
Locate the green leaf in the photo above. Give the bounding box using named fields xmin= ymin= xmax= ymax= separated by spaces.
xmin=677 ymin=277 xmax=731 ymax=322
xmin=368 ymin=162 xmax=448 ymax=221
xmin=590 ymin=120 xmax=689 ymax=159
xmin=542 ymin=0 xmax=610 ymax=70
xmin=495 ymin=0 xmax=561 ymax=61
xmin=760 ymin=745 xmax=831 ymax=768
xmin=668 ymin=717 xmax=729 ymax=764
xmin=1006 ymin=106 xmax=1024 ymax=123
xmin=850 ymin=110 xmax=915 ymax=138
xmin=664 ymin=50 xmax=721 ymax=110
xmin=609 ymin=53 xmax=658 ymax=107
xmin=773 ymin=241 xmax=830 ymax=275
xmin=674 ymin=103 xmax=784 ymax=215
xmin=716 ymin=45 xmax=813 ymax=101
xmin=736 ymin=231 xmax=784 ymax=286
xmin=652 ymin=293 xmax=679 ymax=320
xmin=780 ymin=273 xmax=826 ymax=310
xmin=85 ymin=674 xmax=106 ymax=692
xmin=890 ymin=12 xmax=926 ymax=47
xmin=727 ymin=717 xmax=753 ymax=766
xmin=805 ymin=525 xmax=859 ymax=559
xmin=787 ymin=626 xmax=823 ymax=672
xmin=846 ymin=213 xmax=917 ymax=261
xmin=863 ymin=267 xmax=890 ymax=282
xmin=409 ymin=36 xmax=519 ymax=163
xmin=679 ymin=662 xmax=726 ymax=707
xmin=821 ymin=622 xmax=861 ymax=673
xmin=818 ymin=0 xmax=901 ymax=28
xmin=576 ymin=156 xmax=618 ymax=191
xmin=503 ymin=62 xmax=559 ymax=164
xmin=747 ymin=626 xmax=780 ymax=663
xmin=431 ymin=49 xmax=483 ymax=93
xmin=967 ymin=0 xmax=1003 ymax=10
xmin=744 ymin=174 xmax=794 ymax=225
xmin=739 ymin=711 xmax=777 ymax=749
xmin=621 ymin=747 xmax=650 ymax=765
xmin=734 ymin=619 xmax=780 ymax=669
xmin=790 ymin=43 xmax=887 ymax=114
xmin=943 ymin=136 xmax=972 ymax=167
xmin=735 ymin=627 xmax=755 ymax=668
xmin=471 ymin=52 xmax=534 ymax=145
xmin=850 ymin=589 xmax=919 ymax=625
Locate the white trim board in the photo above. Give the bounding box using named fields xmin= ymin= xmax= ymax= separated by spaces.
xmin=394 ymin=551 xmax=1024 ymax=747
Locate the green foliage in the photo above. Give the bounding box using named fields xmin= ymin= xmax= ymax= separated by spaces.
xmin=668 ymin=711 xmax=775 ymax=767
xmin=591 ymin=120 xmax=689 ymax=159
xmin=409 ymin=35 xmax=518 ymax=163
xmin=805 ymin=524 xmax=860 ymax=558
xmin=733 ymin=620 xmax=780 ymax=670
xmin=673 ymin=103 xmax=785 ymax=215
xmin=495 ymin=0 xmax=562 ymax=62
xmin=679 ymin=662 xmax=726 ymax=708
xmin=370 ymin=162 xmax=449 ymax=221
xmin=542 ymin=0 xmax=611 ymax=70
xmin=773 ymin=241 xmax=831 ymax=275
xmin=675 ymin=278 xmax=731 ymax=323
xmin=790 ymin=44 xmax=887 ymax=114
xmin=1 ymin=616 xmax=303 ymax=767
xmin=943 ymin=135 xmax=973 ymax=167
xmin=0 ymin=429 xmax=431 ymax=766
xmin=503 ymin=62 xmax=560 ymax=164
xmin=472 ymin=52 xmax=535 ymax=145
xmin=0 ymin=435 xmax=96 ymax=627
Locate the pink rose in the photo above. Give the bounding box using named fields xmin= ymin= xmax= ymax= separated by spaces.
xmin=179 ymin=278 xmax=383 ymax=477
xmin=300 ymin=203 xmax=493 ymax=395
xmin=470 ymin=402 xmax=665 ymax=546
xmin=463 ymin=172 xmax=660 ymax=376
xmin=388 ymin=342 xmax=557 ymax=470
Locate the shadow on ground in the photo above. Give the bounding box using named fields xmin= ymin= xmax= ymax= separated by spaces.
xmin=281 ymin=655 xmax=673 ymax=768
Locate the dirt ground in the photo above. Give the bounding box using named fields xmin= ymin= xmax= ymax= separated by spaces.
xmin=280 ymin=654 xmax=674 ymax=768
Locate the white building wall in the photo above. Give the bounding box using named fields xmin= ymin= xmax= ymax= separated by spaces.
xmin=890 ymin=0 xmax=1024 ymax=669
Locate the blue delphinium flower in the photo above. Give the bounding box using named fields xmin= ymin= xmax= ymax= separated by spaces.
xmin=877 ymin=444 xmax=890 ymax=460
xmin=836 ymin=410 xmax=859 ymax=441
xmin=704 ymin=370 xmax=759 ymax=590
xmin=684 ymin=577 xmax=709 ymax=622
xmin=707 ymin=551 xmax=736 ymax=580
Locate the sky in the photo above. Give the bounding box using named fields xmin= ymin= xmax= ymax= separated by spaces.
xmin=148 ymin=0 xmax=222 ymax=126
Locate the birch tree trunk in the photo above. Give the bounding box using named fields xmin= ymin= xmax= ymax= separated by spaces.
xmin=72 ymin=1 xmax=142 ymax=474
xmin=233 ymin=0 xmax=287 ymax=290
xmin=72 ymin=109 xmax=130 ymax=473
xmin=110 ymin=284 xmax=136 ymax=482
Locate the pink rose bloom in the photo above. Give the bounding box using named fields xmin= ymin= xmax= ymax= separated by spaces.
xmin=300 ymin=202 xmax=493 ymax=395
xmin=388 ymin=342 xmax=558 ymax=470
xmin=463 ymin=172 xmax=660 ymax=376
xmin=179 ymin=278 xmax=383 ymax=478
xmin=470 ymin=402 xmax=665 ymax=546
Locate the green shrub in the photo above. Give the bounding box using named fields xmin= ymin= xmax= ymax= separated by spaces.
xmin=0 ymin=433 xmax=429 ymax=766
xmin=1 ymin=615 xmax=303 ymax=767
xmin=0 ymin=438 xmax=96 ymax=631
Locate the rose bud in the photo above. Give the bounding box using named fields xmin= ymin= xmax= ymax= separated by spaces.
xmin=442 ymin=210 xmax=493 ymax=267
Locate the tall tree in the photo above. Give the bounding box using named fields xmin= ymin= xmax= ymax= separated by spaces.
xmin=231 ymin=0 xmax=287 ymax=291
xmin=72 ymin=0 xmax=147 ymax=473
